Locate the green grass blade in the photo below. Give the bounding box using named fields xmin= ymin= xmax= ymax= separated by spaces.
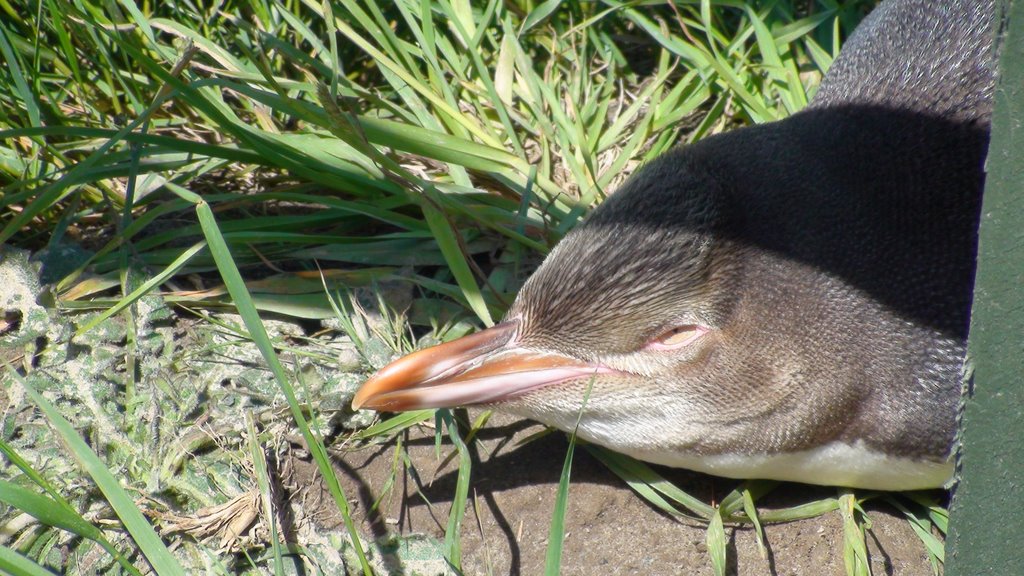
xmin=587 ymin=446 xmax=714 ymax=519
xmin=246 ymin=416 xmax=284 ymax=575
xmin=0 ymin=21 xmax=40 ymax=127
xmin=0 ymin=545 xmax=55 ymax=576
xmin=544 ymin=431 xmax=574 ymax=576
xmin=839 ymin=491 xmax=871 ymax=576
xmin=193 ymin=199 xmax=372 ymax=575
xmin=756 ymin=497 xmax=840 ymax=523
xmin=324 ymin=6 xmax=497 ymax=148
xmin=905 ymin=492 xmax=948 ymax=534
xmin=741 ymin=485 xmax=768 ymax=559
xmin=0 ymin=479 xmax=102 ymax=541
xmin=0 ymin=104 xmax=159 ymax=245
xmin=43 ymin=0 xmax=82 ymax=84
xmin=74 ymin=241 xmax=207 ymax=337
xmin=12 ymin=371 xmax=187 ymax=576
xmin=887 ymin=496 xmax=944 ymax=569
xmin=0 ymin=466 xmax=143 ymax=574
xmin=706 ymin=506 xmax=728 ymax=576
xmin=421 ymin=199 xmax=494 ymax=326
xmin=0 ymin=439 xmax=69 ymax=506
xmin=438 ymin=409 xmax=472 ymax=571
xmin=584 ymin=446 xmax=689 ymax=518
xmin=352 ymin=409 xmax=435 ymax=440
xmin=521 ymin=0 xmax=563 ymax=33
xmin=544 ymin=378 xmax=594 ymax=575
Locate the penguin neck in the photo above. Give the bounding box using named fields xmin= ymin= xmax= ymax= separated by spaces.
xmin=691 ymin=104 xmax=988 ymax=342
xmin=810 ymin=0 xmax=994 ymax=127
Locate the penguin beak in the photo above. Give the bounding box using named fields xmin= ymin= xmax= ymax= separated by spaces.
xmin=351 ymin=321 xmax=612 ymax=411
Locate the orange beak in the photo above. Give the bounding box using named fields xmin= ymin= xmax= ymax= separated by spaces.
xmin=351 ymin=321 xmax=612 ymax=411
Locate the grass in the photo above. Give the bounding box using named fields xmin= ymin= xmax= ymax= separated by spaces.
xmin=0 ymin=0 xmax=948 ymax=574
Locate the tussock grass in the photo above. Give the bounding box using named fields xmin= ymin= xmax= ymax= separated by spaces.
xmin=0 ymin=1 xmax=950 ymax=575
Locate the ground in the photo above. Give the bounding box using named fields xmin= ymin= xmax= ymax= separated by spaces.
xmin=295 ymin=412 xmax=939 ymax=575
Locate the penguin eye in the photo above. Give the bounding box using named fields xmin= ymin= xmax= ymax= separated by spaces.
xmin=645 ymin=325 xmax=707 ymax=351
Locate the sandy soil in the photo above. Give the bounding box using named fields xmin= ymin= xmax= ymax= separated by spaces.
xmin=286 ymin=411 xmax=938 ymax=576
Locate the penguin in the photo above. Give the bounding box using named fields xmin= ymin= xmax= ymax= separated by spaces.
xmin=351 ymin=0 xmax=994 ymax=490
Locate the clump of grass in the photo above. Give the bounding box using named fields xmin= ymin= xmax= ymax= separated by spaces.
xmin=0 ymin=1 xmax=932 ymax=575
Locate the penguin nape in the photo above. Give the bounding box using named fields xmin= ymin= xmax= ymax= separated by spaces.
xmin=352 ymin=0 xmax=995 ymax=491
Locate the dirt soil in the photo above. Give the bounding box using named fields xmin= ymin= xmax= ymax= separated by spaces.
xmin=287 ymin=411 xmax=938 ymax=576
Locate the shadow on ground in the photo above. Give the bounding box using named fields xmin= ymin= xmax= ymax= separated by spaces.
xmin=283 ymin=412 xmax=937 ymax=576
